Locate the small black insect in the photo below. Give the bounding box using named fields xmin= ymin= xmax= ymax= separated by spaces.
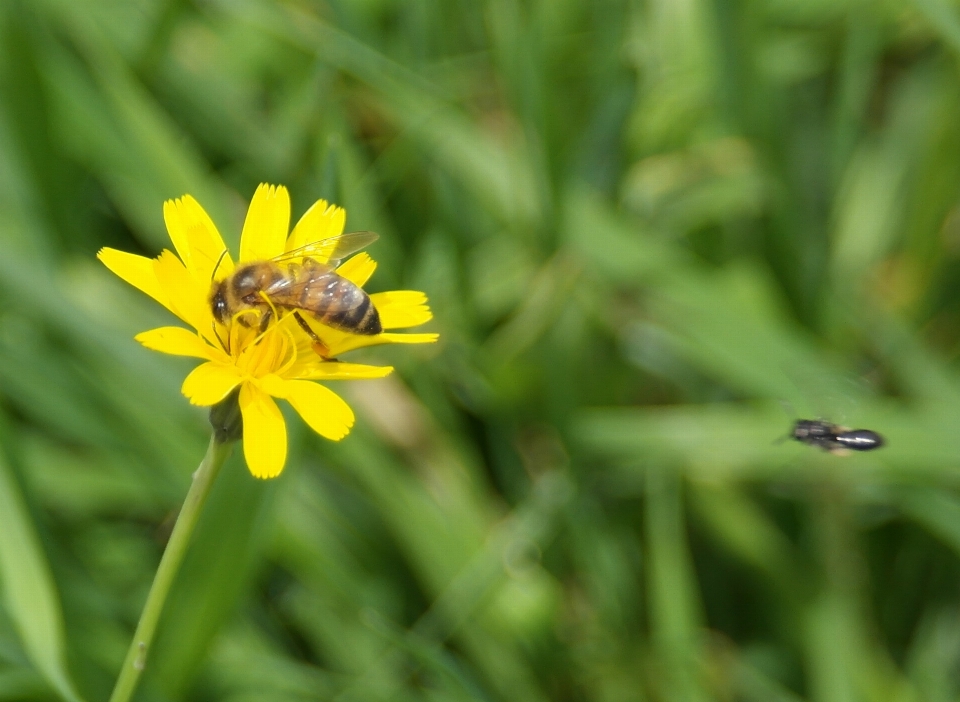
xmin=791 ymin=419 xmax=885 ymax=454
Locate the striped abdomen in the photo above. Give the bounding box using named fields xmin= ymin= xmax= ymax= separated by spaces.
xmin=269 ymin=259 xmax=382 ymax=335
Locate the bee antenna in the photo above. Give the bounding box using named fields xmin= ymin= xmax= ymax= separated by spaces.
xmin=212 ymin=321 xmax=230 ymax=353
xmin=212 ymin=249 xmax=228 ymax=281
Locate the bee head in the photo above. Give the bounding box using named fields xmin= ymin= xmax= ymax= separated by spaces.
xmin=211 ymin=281 xmax=229 ymax=324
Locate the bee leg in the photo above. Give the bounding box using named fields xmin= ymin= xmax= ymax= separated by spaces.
xmin=293 ymin=312 xmax=332 ymax=359
xmin=212 ymin=322 xmax=230 ymax=353
xmin=258 ymin=308 xmax=273 ymax=334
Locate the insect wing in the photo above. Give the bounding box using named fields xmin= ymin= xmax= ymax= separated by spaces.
xmin=272 ymin=231 xmax=379 ymax=267
xmin=262 ymin=271 xmax=297 ymax=297
xmin=262 ymin=264 xmax=369 ymax=317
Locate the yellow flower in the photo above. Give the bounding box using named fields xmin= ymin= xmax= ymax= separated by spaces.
xmin=98 ymin=184 xmax=437 ymax=478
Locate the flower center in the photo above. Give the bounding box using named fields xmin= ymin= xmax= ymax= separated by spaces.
xmin=234 ymin=319 xmax=299 ymax=379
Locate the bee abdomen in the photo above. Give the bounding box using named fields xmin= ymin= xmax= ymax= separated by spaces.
xmin=298 ymin=274 xmax=381 ymax=335
xmin=321 ymin=291 xmax=382 ymax=335
xmin=834 ymin=429 xmax=884 ymax=451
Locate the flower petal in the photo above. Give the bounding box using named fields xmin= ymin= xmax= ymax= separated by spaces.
xmin=153 ymin=250 xmax=217 ymax=341
xmin=290 ymin=361 xmax=394 ymax=381
xmin=378 ymin=332 xmax=439 ymax=345
xmin=287 ymin=199 xmax=346 ymax=252
xmin=370 ymin=291 xmax=433 ymax=329
xmin=136 ymin=327 xmax=225 ymax=361
xmin=98 ymin=248 xmax=170 ymax=311
xmin=325 ymin=332 xmax=439 ymax=356
xmin=182 ymin=362 xmax=241 ymax=406
xmin=164 ymin=195 xmax=233 ymax=282
xmin=337 ymin=253 xmax=377 ymax=287
xmin=262 ymin=376 xmax=354 ymax=441
xmin=240 ymin=183 xmax=290 ymax=262
xmin=240 ymin=383 xmax=287 ymax=479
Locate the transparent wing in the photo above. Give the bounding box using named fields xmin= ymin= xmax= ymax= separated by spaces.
xmin=272 ymin=231 xmax=379 ymax=267
xmin=263 ymin=266 xmax=368 ymax=314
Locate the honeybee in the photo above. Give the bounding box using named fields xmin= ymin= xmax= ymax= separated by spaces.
xmin=210 ymin=232 xmax=382 ymax=355
xmin=790 ymin=419 xmax=885 ymax=454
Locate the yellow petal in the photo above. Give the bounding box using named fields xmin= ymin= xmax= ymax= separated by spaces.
xmin=240 ymin=183 xmax=290 ymax=262
xmin=337 ymin=253 xmax=377 ymax=287
xmin=98 ymin=248 xmax=170 ymax=311
xmin=164 ymin=195 xmax=233 ymax=282
xmin=239 ymin=383 xmax=287 ymax=479
xmin=286 ymin=199 xmax=346 ymax=252
xmin=181 ymin=362 xmax=241 ymax=406
xmin=290 ymin=314 xmax=436 ymax=358
xmin=153 ymin=250 xmax=216 ymax=341
xmin=262 ymin=376 xmax=354 ymax=441
xmin=136 ymin=327 xmax=226 ymax=361
xmin=370 ymin=291 xmax=433 ymax=329
xmin=290 ymin=361 xmax=394 ymax=381
xmin=325 ymin=332 xmax=439 ymax=356
xmin=379 ymin=332 xmax=439 ymax=345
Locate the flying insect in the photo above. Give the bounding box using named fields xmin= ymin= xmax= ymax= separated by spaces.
xmin=790 ymin=419 xmax=885 ymax=454
xmin=210 ymin=232 xmax=382 ymax=355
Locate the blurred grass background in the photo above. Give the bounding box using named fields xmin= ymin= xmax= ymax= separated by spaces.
xmin=5 ymin=0 xmax=960 ymax=700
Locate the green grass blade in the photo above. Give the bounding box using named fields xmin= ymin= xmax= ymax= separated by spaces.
xmin=0 ymin=430 xmax=84 ymax=702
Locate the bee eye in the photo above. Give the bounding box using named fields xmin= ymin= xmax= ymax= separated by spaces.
xmin=212 ymin=288 xmax=227 ymax=322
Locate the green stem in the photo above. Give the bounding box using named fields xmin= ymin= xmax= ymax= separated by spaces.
xmin=109 ymin=435 xmax=233 ymax=702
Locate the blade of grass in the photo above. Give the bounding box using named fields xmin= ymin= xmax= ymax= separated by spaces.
xmin=645 ymin=466 xmax=708 ymax=702
xmin=0 ymin=418 xmax=84 ymax=702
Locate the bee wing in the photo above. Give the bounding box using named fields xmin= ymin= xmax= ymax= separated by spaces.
xmin=264 ymin=266 xmax=369 ymax=314
xmin=272 ymin=231 xmax=379 ymax=267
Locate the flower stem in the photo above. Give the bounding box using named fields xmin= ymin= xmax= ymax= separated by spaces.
xmin=109 ymin=435 xmax=233 ymax=702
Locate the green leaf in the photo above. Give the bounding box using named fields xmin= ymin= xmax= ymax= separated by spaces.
xmin=645 ymin=467 xmax=708 ymax=702
xmin=0 ymin=435 xmax=83 ymax=702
